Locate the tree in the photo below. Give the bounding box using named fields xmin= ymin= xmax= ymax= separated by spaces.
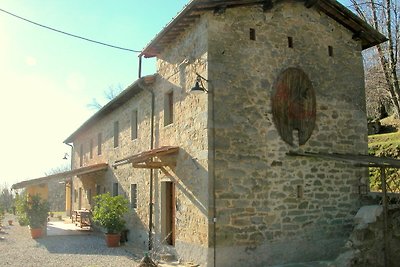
xmin=87 ymin=84 xmax=123 ymax=110
xmin=44 ymin=164 xmax=71 ymax=176
xmin=0 ymin=183 xmax=14 ymax=212
xmin=365 ymin=64 xmax=392 ymax=118
xmin=350 ymin=0 xmax=400 ymax=117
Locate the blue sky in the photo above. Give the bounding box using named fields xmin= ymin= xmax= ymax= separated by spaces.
xmin=0 ymin=0 xmax=356 ymax=188
xmin=0 ymin=0 xmax=187 ymax=187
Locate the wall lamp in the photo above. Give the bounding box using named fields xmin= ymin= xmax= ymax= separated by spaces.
xmin=63 ymin=153 xmax=69 ymax=160
xmin=190 ymin=73 xmax=209 ymax=94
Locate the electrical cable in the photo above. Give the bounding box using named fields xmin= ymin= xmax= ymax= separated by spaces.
xmin=0 ymin=7 xmax=142 ymax=53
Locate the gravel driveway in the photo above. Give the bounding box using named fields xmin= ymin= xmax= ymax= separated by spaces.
xmin=0 ymin=214 xmax=147 ymax=267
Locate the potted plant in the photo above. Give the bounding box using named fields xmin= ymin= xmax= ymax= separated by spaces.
xmin=22 ymin=194 xmax=49 ymax=239
xmin=92 ymin=193 xmax=128 ymax=247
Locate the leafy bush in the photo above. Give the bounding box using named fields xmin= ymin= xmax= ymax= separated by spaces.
xmin=15 ymin=193 xmax=29 ymax=226
xmin=17 ymin=194 xmax=49 ymax=228
xmin=92 ymin=193 xmax=128 ymax=234
xmin=369 ymin=135 xmax=400 ymax=192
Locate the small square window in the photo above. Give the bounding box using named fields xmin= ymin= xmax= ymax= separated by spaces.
xmin=131 ymin=110 xmax=138 ymax=140
xmin=250 ymin=28 xmax=256 ymax=40
xmin=97 ymin=133 xmax=102 ymax=155
xmin=112 ymin=183 xmax=119 ymax=196
xmin=114 ymin=121 xmax=119 ymax=148
xmin=96 ymin=184 xmax=101 ymax=195
xmin=131 ymin=184 xmax=137 ymax=209
xmin=89 ymin=139 xmax=93 ymax=159
xmin=328 ymin=46 xmax=334 ymax=57
xmin=79 ymin=144 xmax=83 ymax=167
xmin=288 ymin=36 xmax=293 ymax=48
xmin=87 ymin=189 xmax=92 ymax=205
xmin=164 ymin=91 xmax=174 ymax=126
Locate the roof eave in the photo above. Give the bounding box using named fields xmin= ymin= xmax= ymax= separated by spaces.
xmin=64 ymin=74 xmax=157 ymax=144
xmin=140 ymin=0 xmax=198 ymax=58
xmin=140 ymin=0 xmax=387 ymax=57
xmin=316 ymin=0 xmax=388 ymax=50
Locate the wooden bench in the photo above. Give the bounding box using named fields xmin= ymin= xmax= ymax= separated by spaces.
xmin=72 ymin=210 xmax=92 ymax=228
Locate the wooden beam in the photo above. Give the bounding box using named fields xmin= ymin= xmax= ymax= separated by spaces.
xmin=304 ymin=0 xmax=319 ymax=8
xmin=352 ymin=30 xmax=365 ymax=41
xmin=214 ymin=5 xmax=227 ymax=14
xmin=263 ymin=0 xmax=273 ymax=11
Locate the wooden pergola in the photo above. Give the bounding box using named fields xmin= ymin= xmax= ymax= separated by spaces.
xmin=112 ymin=146 xmax=179 ymax=169
xmin=11 ymin=163 xmax=109 ymax=190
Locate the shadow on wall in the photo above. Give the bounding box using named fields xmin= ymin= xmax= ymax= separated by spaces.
xmin=159 ymin=148 xmax=208 ymax=216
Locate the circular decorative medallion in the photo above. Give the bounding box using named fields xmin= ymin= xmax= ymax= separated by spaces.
xmin=271 ymin=67 xmax=316 ymax=146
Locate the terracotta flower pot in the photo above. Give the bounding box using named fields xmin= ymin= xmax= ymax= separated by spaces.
xmin=105 ymin=233 xmax=121 ymax=247
xmin=30 ymin=227 xmax=43 ymax=239
xmin=8 ymin=220 xmax=13 ymax=226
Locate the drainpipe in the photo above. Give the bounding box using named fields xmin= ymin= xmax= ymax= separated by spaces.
xmin=65 ymin=143 xmax=74 ymax=218
xmin=138 ymin=78 xmax=155 ymax=250
xmin=210 ymin=78 xmax=217 ymax=267
xmin=138 ymin=55 xmax=143 ymax=79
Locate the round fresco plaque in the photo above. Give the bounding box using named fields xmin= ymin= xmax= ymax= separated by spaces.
xmin=271 ymin=67 xmax=316 ymax=146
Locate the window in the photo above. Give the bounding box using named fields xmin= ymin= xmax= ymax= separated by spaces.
xmin=79 ymin=144 xmax=83 ymax=167
xmin=164 ymin=91 xmax=174 ymax=126
xmin=250 ymin=28 xmax=256 ymax=40
xmin=87 ymin=189 xmax=92 ymax=205
xmin=328 ymin=46 xmax=334 ymax=57
xmin=112 ymin=183 xmax=119 ymax=196
xmin=288 ymin=36 xmax=293 ymax=48
xmin=97 ymin=133 xmax=102 ymax=155
xmin=131 ymin=184 xmax=137 ymax=209
xmin=131 ymin=110 xmax=138 ymax=140
xmin=114 ymin=121 xmax=119 ymax=148
xmin=89 ymin=139 xmax=93 ymax=159
xmin=96 ymin=184 xmax=101 ymax=195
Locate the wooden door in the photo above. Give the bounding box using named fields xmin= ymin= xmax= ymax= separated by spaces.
xmin=163 ymin=182 xmax=175 ymax=246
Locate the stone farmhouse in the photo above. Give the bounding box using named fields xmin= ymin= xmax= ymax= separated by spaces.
xmin=13 ymin=0 xmax=387 ymax=266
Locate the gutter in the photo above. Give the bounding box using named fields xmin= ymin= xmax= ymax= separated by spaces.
xmin=210 ymin=78 xmax=217 ymax=267
xmin=138 ymin=78 xmax=156 ymax=250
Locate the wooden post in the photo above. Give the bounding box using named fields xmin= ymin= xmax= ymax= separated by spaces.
xmin=381 ymin=167 xmax=389 ymax=267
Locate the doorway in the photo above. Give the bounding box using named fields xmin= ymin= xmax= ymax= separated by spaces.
xmin=78 ymin=187 xmax=82 ymax=210
xmin=161 ymin=181 xmax=175 ymax=246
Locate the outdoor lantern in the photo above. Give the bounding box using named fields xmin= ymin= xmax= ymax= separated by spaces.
xmin=190 ymin=74 xmax=209 ymax=94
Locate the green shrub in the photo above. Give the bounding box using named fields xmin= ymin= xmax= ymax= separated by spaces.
xmin=92 ymin=193 xmax=128 ymax=234
xmin=369 ymin=136 xmax=400 ymax=192
xmin=16 ymin=194 xmax=49 ymax=228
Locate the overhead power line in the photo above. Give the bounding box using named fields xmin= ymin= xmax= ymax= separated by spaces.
xmin=0 ymin=7 xmax=142 ymax=53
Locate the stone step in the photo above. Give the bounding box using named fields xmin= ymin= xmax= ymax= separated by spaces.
xmin=271 ymin=261 xmax=332 ymax=267
xmin=159 ymin=253 xmax=176 ymax=262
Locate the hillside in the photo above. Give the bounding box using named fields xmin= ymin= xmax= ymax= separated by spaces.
xmin=368 ymin=115 xmax=400 ymax=191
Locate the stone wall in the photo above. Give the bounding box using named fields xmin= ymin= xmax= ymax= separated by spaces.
xmin=68 ymin=1 xmax=371 ymax=266
xmin=71 ymin=88 xmax=154 ymax=247
xmin=208 ymin=2 xmax=367 ymax=266
xmin=153 ymin=16 xmax=210 ymax=265
xmin=71 ymin=14 xmax=213 ymax=262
